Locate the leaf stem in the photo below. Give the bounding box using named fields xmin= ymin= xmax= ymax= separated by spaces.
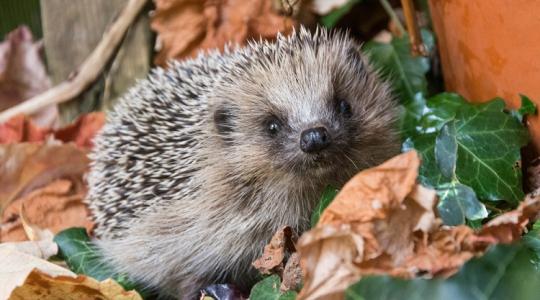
xmin=379 ymin=0 xmax=406 ymax=36
xmin=400 ymin=0 xmax=427 ymax=56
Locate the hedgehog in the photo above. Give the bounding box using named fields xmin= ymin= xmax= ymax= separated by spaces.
xmin=86 ymin=27 xmax=400 ymax=299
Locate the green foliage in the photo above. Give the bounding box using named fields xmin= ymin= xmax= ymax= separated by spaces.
xmin=403 ymin=95 xmax=530 ymax=224
xmin=54 ymin=228 xmax=145 ymax=295
xmin=345 ymin=243 xmax=540 ymax=300
xmin=523 ymin=220 xmax=540 ymax=266
xmin=320 ymin=0 xmax=361 ymax=28
xmin=436 ymin=182 xmax=487 ymax=225
xmin=364 ymin=26 xmax=531 ymax=225
xmin=364 ymin=29 xmax=434 ymax=103
xmin=250 ymin=275 xmax=297 ymax=300
xmin=513 ymin=94 xmax=537 ymax=122
xmin=0 ymin=0 xmax=42 ymax=38
xmin=310 ymin=186 xmax=339 ymax=227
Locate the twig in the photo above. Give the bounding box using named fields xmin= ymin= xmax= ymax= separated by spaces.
xmin=0 ymin=0 xmax=148 ymax=123
xmin=379 ymin=0 xmax=406 ymax=36
xmin=400 ymin=0 xmax=427 ymax=56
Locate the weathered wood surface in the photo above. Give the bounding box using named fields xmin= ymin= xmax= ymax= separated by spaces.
xmin=40 ymin=0 xmax=152 ymax=123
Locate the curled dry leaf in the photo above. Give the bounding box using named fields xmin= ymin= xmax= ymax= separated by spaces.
xmin=0 ymin=26 xmax=55 ymax=127
xmin=297 ymin=151 xmax=482 ymax=300
xmin=10 ymin=271 xmax=142 ymax=300
xmin=0 ymin=248 xmax=75 ymax=300
xmin=0 ymin=143 xmax=93 ymax=242
xmin=479 ymin=192 xmax=540 ymax=244
xmin=298 ymin=151 xmax=540 ymax=299
xmin=252 ymin=226 xmax=298 ymax=275
xmin=280 ymin=252 xmax=302 ymax=292
xmin=0 ymin=247 xmax=141 ymax=300
xmin=151 ymin=0 xmax=298 ymax=66
xmin=0 ymin=112 xmax=104 ymax=148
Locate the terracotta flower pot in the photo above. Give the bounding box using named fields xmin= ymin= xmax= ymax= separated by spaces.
xmin=428 ymin=0 xmax=540 ymax=151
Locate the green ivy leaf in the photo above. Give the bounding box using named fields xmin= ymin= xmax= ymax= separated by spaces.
xmin=523 ymin=220 xmax=540 ymax=266
xmin=364 ymin=30 xmax=434 ymax=103
xmin=452 ymin=100 xmax=528 ymax=203
xmin=466 ymin=218 xmax=483 ymax=229
xmin=433 ymin=121 xmax=487 ymax=225
xmin=320 ymin=0 xmax=361 ymax=28
xmin=310 ymin=186 xmax=339 ymax=227
xmin=406 ymin=96 xmax=528 ymax=201
xmin=436 ymin=182 xmax=487 ymax=225
xmin=345 ymin=243 xmax=540 ymax=300
xmin=403 ymin=94 xmax=528 ymax=224
xmin=422 ymin=93 xmax=469 ymax=132
xmin=399 ymin=93 xmax=429 ymax=138
xmin=54 ymin=228 xmax=145 ymax=295
xmin=434 ymin=121 xmax=458 ymax=178
xmin=402 ymin=133 xmax=448 ymax=188
xmin=250 ymin=275 xmax=297 ymax=300
xmin=512 ymin=94 xmax=537 ymax=122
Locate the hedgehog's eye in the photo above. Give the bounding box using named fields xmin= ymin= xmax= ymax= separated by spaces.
xmin=337 ymin=99 xmax=352 ymax=118
xmin=266 ymin=118 xmax=281 ymax=135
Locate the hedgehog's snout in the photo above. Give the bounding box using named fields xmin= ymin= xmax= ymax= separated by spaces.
xmin=300 ymin=126 xmax=331 ymax=153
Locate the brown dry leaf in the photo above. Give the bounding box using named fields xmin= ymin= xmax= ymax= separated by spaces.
xmin=0 ymin=26 xmax=55 ymax=127
xmin=0 ymin=143 xmax=88 ymax=213
xmin=151 ymin=0 xmax=298 ymax=66
xmin=0 ymin=143 xmax=93 ymax=242
xmin=297 ymin=224 xmax=362 ymax=300
xmin=297 ymin=151 xmax=486 ymax=300
xmin=53 ymin=112 xmax=105 ymax=149
xmin=0 ymin=204 xmax=57 ymax=259
xmin=1 ymin=179 xmax=93 ymax=242
xmin=0 ymin=112 xmax=105 ymax=148
xmin=252 ymin=226 xmax=298 ymax=275
xmin=10 ymin=270 xmax=142 ymax=300
xmin=19 ymin=203 xmax=54 ymax=242
xmin=0 ymin=247 xmax=141 ymax=300
xmin=298 ymin=151 xmax=540 ymax=299
xmin=479 ymin=192 xmax=540 ymax=244
xmin=0 ymin=115 xmax=49 ymax=144
xmin=319 ymin=150 xmax=421 ymax=225
xmin=0 ymin=247 xmax=75 ymax=300
xmin=280 ymin=252 xmax=302 ymax=292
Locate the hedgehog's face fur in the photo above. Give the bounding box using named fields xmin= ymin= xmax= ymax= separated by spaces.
xmin=208 ymin=29 xmax=399 ymax=185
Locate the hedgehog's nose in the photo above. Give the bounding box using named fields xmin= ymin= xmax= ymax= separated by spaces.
xmin=300 ymin=127 xmax=331 ymax=153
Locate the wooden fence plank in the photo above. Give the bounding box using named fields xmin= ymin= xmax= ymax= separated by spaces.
xmin=40 ymin=0 xmax=152 ymax=123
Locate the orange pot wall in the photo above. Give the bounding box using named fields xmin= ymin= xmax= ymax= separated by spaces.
xmin=428 ymin=0 xmax=540 ymax=151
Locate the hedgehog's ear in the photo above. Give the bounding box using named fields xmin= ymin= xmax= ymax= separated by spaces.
xmin=214 ymin=104 xmax=237 ymax=139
